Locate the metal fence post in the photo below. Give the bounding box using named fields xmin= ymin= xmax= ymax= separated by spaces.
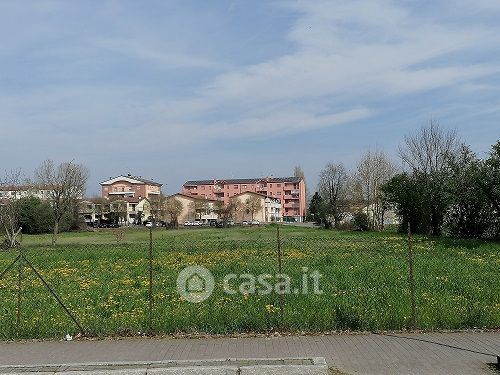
xmin=16 ymin=247 xmax=23 ymax=336
xmin=407 ymin=222 xmax=417 ymax=329
xmin=276 ymin=224 xmax=284 ymax=328
xmin=148 ymin=226 xmax=153 ymax=333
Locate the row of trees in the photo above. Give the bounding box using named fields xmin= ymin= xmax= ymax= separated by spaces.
xmin=309 ymin=149 xmax=398 ymax=230
xmin=1 ymin=160 xmax=88 ymax=247
xmin=309 ymin=121 xmax=499 ymax=239
xmin=148 ymin=194 xmax=264 ymax=226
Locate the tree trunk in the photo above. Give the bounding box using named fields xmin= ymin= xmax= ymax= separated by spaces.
xmin=52 ymin=220 xmax=59 ymax=246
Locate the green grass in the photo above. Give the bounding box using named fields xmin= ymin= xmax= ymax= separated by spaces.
xmin=0 ymin=225 xmax=499 ymax=340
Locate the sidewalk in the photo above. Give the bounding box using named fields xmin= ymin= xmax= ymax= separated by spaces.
xmin=0 ymin=332 xmax=498 ymax=374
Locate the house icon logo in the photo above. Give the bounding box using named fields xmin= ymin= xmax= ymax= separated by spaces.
xmin=177 ymin=265 xmax=215 ymax=303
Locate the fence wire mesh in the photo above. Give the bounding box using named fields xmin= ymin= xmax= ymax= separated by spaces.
xmin=0 ymin=227 xmax=498 ymax=340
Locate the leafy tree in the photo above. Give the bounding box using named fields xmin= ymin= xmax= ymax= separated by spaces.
xmin=308 ymin=192 xmax=325 ymax=224
xmin=16 ymin=196 xmax=54 ymax=234
xmin=397 ymin=121 xmax=459 ymax=235
xmin=382 ymin=173 xmax=431 ymax=234
xmin=443 ymin=145 xmax=491 ymax=238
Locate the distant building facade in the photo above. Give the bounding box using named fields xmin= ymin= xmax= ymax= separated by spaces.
xmin=182 ymin=176 xmax=305 ymax=222
xmin=89 ymin=174 xmax=164 ymax=225
xmin=0 ymin=185 xmax=52 ymax=201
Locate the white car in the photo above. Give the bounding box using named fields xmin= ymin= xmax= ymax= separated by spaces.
xmin=183 ymin=221 xmax=192 ymax=226
xmin=250 ymin=220 xmax=260 ymax=225
xmin=145 ymin=222 xmax=153 ymax=228
xmin=193 ymin=221 xmax=201 ymax=226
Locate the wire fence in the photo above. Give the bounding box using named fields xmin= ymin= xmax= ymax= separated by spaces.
xmin=0 ymin=226 xmax=498 ymax=340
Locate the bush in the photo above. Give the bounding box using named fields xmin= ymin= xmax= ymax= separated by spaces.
xmin=16 ymin=197 xmax=54 ymax=234
xmin=351 ymin=212 xmax=369 ymax=231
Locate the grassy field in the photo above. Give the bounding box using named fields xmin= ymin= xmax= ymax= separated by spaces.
xmin=0 ymin=225 xmax=499 ymax=340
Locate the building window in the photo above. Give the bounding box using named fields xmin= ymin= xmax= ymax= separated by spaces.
xmin=234 ymin=185 xmax=238 ymax=189
xmin=243 ymin=185 xmax=247 ymax=189
xmin=277 ymin=192 xmax=281 ymax=196
xmin=277 ymin=184 xmax=281 ymax=187
xmin=226 ymin=193 xmax=229 ymax=197
xmin=269 ymin=184 xmax=272 ymax=187
xmin=201 ymin=186 xmax=205 ymax=190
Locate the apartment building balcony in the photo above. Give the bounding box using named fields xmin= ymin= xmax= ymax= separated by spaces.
xmin=284 ymin=202 xmax=300 ymax=208
xmin=284 ymin=195 xmax=299 ymax=200
xmin=109 ymin=191 xmax=135 ymax=197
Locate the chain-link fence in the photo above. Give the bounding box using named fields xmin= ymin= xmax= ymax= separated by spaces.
xmin=0 ymin=226 xmax=498 ymax=340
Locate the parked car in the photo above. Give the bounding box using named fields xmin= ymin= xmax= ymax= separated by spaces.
xmin=216 ymin=221 xmax=225 ymax=228
xmin=145 ymin=221 xmax=153 ymax=228
xmin=242 ymin=221 xmax=249 ymax=225
xmin=183 ymin=221 xmax=192 ymax=226
xmin=192 ymin=221 xmax=201 ymax=226
xmin=250 ymin=220 xmax=260 ymax=225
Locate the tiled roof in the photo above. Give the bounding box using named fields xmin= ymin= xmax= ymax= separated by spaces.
xmin=101 ymin=175 xmax=162 ymax=187
xmin=183 ymin=176 xmax=302 ymax=186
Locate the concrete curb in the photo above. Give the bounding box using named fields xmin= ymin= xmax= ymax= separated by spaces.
xmin=0 ymin=358 xmax=328 ymax=374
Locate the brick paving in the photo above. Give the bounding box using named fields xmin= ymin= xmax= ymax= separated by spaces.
xmin=0 ymin=332 xmax=498 ymax=374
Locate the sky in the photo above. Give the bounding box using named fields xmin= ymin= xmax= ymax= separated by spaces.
xmin=0 ymin=0 xmax=499 ymax=196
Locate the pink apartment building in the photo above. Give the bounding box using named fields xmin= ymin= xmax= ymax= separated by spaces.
xmin=182 ymin=176 xmax=306 ymax=222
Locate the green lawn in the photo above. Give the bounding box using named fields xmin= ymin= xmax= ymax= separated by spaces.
xmin=0 ymin=225 xmax=499 ymax=340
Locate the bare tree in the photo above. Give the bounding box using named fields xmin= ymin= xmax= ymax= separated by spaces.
xmin=318 ymin=163 xmax=350 ymax=229
xmin=215 ymin=199 xmax=241 ymax=226
xmin=399 ymin=120 xmax=459 ymax=175
xmin=110 ymin=198 xmax=128 ymax=225
xmin=356 ymin=149 xmax=398 ymax=230
xmin=35 ymin=160 xmax=89 ymax=245
xmin=148 ymin=194 xmax=166 ymax=224
xmin=244 ymin=195 xmax=263 ymax=221
xmin=188 ymin=198 xmax=211 ymax=221
xmin=0 ymin=170 xmax=24 ymax=248
xmin=398 ymin=121 xmax=460 ymax=235
xmin=165 ymin=196 xmax=183 ymax=227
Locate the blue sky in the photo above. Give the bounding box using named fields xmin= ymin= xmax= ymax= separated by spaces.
xmin=1 ymin=0 xmax=499 ymax=196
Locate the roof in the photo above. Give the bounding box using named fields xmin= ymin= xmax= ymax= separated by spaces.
xmin=100 ymin=175 xmax=162 ymax=187
xmin=183 ymin=176 xmax=302 ymax=186
xmin=169 ymin=193 xmax=218 ymax=202
xmin=0 ymin=184 xmax=52 ymax=192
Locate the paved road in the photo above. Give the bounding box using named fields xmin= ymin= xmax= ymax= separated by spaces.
xmin=0 ymin=332 xmax=498 ymax=374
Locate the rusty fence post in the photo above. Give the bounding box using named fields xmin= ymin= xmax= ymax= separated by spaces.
xmin=407 ymin=222 xmax=417 ymax=330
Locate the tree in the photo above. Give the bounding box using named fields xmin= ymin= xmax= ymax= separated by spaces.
xmin=148 ymin=194 xmax=166 ymax=224
xmin=399 ymin=120 xmax=459 ymax=175
xmin=188 ymin=198 xmax=211 ymax=221
xmin=308 ymin=192 xmax=326 ymax=224
xmin=110 ymin=198 xmax=128 ymax=225
xmin=244 ymin=195 xmax=263 ymax=221
xmin=0 ymin=170 xmax=24 ymax=248
xmin=215 ymin=200 xmax=240 ymax=226
xmin=16 ymin=196 xmax=54 ymax=234
xmin=355 ymin=149 xmax=398 ymax=230
xmin=480 ymin=141 xmax=500 ymax=213
xmin=318 ymin=163 xmax=350 ymax=229
xmin=35 ymin=160 xmax=89 ymax=245
xmin=398 ymin=121 xmax=459 ymax=235
xmin=382 ymin=172 xmax=430 ymax=234
xmin=165 ymin=196 xmax=183 ymax=227
xmin=443 ymin=144 xmax=490 ymax=238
